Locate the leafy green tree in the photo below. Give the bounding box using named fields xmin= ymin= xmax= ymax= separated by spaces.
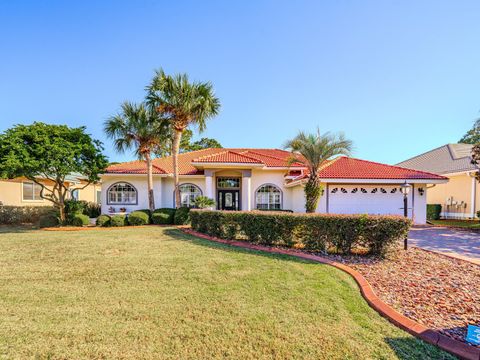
xmin=146 ymin=69 xmax=220 ymax=208
xmin=154 ymin=128 xmax=222 ymax=157
xmin=459 ymin=119 xmax=480 ymax=144
xmin=104 ymin=102 xmax=168 ymax=212
xmin=0 ymin=122 xmax=108 ymax=222
xmin=284 ymin=129 xmax=352 ymax=213
xmin=471 ymin=143 xmax=480 ymax=181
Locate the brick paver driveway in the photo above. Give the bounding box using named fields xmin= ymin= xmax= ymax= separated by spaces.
xmin=409 ymin=227 xmax=480 ymax=265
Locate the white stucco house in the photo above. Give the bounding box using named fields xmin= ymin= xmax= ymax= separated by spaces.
xmin=100 ymin=148 xmax=448 ymax=224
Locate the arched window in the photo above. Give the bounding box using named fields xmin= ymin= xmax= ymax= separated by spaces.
xmin=177 ymin=183 xmax=202 ymax=207
xmin=107 ymin=182 xmax=137 ymax=205
xmin=255 ymin=184 xmax=282 ymax=210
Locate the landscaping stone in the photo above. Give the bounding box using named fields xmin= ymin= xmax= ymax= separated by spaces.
xmin=328 ymin=248 xmax=480 ymax=347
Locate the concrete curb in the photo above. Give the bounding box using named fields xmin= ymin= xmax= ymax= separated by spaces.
xmin=182 ymin=228 xmax=480 ymax=360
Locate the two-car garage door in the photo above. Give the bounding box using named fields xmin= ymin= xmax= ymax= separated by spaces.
xmin=328 ymin=185 xmax=411 ymax=217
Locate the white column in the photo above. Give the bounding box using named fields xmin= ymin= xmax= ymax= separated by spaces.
xmin=205 ymin=169 xmax=214 ymax=200
xmin=471 ymin=175 xmax=477 ymax=219
xmin=242 ymin=170 xmax=252 ymax=211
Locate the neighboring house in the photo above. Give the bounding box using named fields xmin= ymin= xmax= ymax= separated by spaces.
xmin=101 ymin=148 xmax=447 ymax=224
xmin=398 ymin=143 xmax=479 ymax=219
xmin=0 ymin=174 xmax=101 ymax=206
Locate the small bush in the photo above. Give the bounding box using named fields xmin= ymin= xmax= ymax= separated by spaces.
xmin=0 ymin=206 xmax=56 ymax=225
xmin=110 ymin=215 xmax=127 ymax=227
xmin=71 ymin=213 xmax=89 ymax=226
xmin=84 ymin=203 xmax=101 ymax=218
xmin=193 ymin=196 xmax=216 ymax=209
xmin=96 ymin=214 xmax=111 ymax=227
xmin=190 ymin=210 xmax=411 ymax=256
xmin=128 ymin=211 xmax=150 ymax=226
xmin=426 ymin=204 xmax=442 ymax=221
xmin=174 ymin=207 xmax=190 ymax=225
xmin=39 ymin=214 xmax=59 ymax=228
xmin=152 ymin=208 xmax=176 ymax=225
xmin=65 ymin=199 xmax=88 ymax=216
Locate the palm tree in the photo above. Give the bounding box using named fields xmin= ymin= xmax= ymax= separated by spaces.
xmin=146 ymin=69 xmax=220 ymax=208
xmin=104 ymin=102 xmax=168 ymax=212
xmin=284 ymin=129 xmax=353 ymax=213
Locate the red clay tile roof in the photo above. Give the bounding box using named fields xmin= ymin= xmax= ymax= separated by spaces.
xmin=317 ymin=157 xmax=447 ymax=180
xmin=104 ymin=149 xmax=446 ymax=181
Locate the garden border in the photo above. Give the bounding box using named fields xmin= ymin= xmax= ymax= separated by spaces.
xmin=182 ymin=227 xmax=480 ymax=360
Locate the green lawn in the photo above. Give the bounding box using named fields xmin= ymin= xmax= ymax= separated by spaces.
xmin=431 ymin=219 xmax=480 ymax=229
xmin=0 ymin=226 xmax=453 ymax=359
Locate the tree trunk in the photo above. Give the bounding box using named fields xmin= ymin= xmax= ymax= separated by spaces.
xmin=146 ymin=152 xmax=155 ymax=212
xmin=172 ymin=128 xmax=183 ymax=208
xmin=304 ymin=176 xmax=322 ymax=213
xmin=58 ymin=185 xmax=66 ymax=223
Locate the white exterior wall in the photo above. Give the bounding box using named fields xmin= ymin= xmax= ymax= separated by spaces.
xmin=250 ymin=169 xmax=292 ymax=210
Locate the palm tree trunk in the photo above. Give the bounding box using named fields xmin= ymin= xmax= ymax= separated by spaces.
xmin=172 ymin=128 xmax=183 ymax=208
xmin=304 ymin=176 xmax=322 ymax=213
xmin=146 ymin=152 xmax=155 ymax=212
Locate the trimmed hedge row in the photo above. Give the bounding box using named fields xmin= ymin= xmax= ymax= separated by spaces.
xmin=0 ymin=206 xmax=57 ymax=225
xmin=426 ymin=204 xmax=442 ymax=221
xmin=94 ymin=207 xmax=191 ymax=227
xmin=190 ymin=210 xmax=412 ymax=256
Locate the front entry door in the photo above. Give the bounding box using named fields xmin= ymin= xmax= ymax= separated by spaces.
xmin=218 ymin=190 xmax=240 ymax=211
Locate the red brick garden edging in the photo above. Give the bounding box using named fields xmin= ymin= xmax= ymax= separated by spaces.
xmin=182 ymin=228 xmax=480 ymax=360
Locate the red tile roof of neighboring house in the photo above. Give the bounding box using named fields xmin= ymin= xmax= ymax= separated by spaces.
xmin=104 ymin=149 xmax=446 ymax=181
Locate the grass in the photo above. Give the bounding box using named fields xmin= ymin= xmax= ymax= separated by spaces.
xmin=0 ymin=226 xmax=454 ymax=359
xmin=431 ymin=219 xmax=480 ymax=229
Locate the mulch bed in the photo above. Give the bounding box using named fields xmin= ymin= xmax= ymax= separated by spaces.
xmin=326 ymin=248 xmax=480 ymax=347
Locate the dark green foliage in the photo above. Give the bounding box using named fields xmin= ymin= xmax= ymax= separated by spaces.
xmin=84 ymin=203 xmax=101 ymax=218
xmin=174 ymin=207 xmax=190 ymax=225
xmin=152 ymin=208 xmax=176 ymax=225
xmin=0 ymin=206 xmax=56 ymax=225
xmin=304 ymin=179 xmax=322 ymax=213
xmin=110 ymin=215 xmax=127 ymax=227
xmin=39 ymin=214 xmax=59 ymax=228
xmin=426 ymin=204 xmax=442 ymax=221
xmin=190 ymin=210 xmax=412 ymax=256
xmin=96 ymin=214 xmax=111 ymax=227
xmin=71 ymin=214 xmax=89 ymax=227
xmin=193 ymin=196 xmax=215 ymax=209
xmin=0 ymin=122 xmax=108 ymax=222
xmin=459 ymin=119 xmax=480 ymax=144
xmin=128 ymin=211 xmax=150 ymax=226
xmin=477 ymin=210 xmax=480 ymax=219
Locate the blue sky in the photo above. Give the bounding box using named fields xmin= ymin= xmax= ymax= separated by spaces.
xmin=0 ymin=1 xmax=479 ymax=164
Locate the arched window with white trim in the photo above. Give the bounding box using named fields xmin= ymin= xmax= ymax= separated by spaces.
xmin=107 ymin=182 xmax=138 ymax=205
xmin=177 ymin=183 xmax=202 ymax=208
xmin=255 ymin=184 xmax=282 ymax=210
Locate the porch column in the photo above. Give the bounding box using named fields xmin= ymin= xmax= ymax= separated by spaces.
xmin=242 ymin=170 xmax=252 ymax=211
xmin=471 ymin=174 xmax=477 ymax=219
xmin=205 ymin=169 xmax=214 ymax=200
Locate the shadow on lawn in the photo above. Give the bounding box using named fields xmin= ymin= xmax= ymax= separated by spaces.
xmin=385 ymin=337 xmax=456 ymax=360
xmin=164 ymin=228 xmax=320 ymax=265
xmin=0 ymin=225 xmax=38 ymax=234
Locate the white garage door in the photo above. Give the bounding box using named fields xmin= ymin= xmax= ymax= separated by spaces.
xmin=328 ymin=185 xmax=410 ymax=217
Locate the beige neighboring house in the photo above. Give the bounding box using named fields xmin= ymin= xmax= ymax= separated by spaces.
xmin=0 ymin=174 xmax=101 ymax=206
xmin=398 ymin=143 xmax=479 ymax=219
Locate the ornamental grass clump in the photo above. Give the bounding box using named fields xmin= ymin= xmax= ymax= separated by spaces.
xmin=190 ymin=210 xmax=411 ymax=256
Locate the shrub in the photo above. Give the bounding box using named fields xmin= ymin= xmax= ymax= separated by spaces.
xmin=426 ymin=204 xmax=442 ymax=221
xmin=128 ymin=211 xmax=150 ymax=226
xmin=110 ymin=215 xmax=127 ymax=227
xmin=39 ymin=214 xmax=59 ymax=228
xmin=84 ymin=202 xmax=101 ymax=218
xmin=65 ymin=200 xmax=88 ymax=217
xmin=0 ymin=206 xmax=56 ymax=225
xmin=190 ymin=210 xmax=411 ymax=256
xmin=174 ymin=207 xmax=190 ymax=225
xmin=193 ymin=196 xmax=216 ymax=209
xmin=477 ymin=210 xmax=480 ymax=219
xmin=96 ymin=214 xmax=111 ymax=227
xmin=152 ymin=208 xmax=176 ymax=225
xmin=71 ymin=213 xmax=89 ymax=227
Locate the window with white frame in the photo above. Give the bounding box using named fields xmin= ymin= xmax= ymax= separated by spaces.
xmin=71 ymin=189 xmax=79 ymax=201
xmin=177 ymin=183 xmax=202 ymax=207
xmin=256 ymin=184 xmax=282 ymax=210
xmin=96 ymin=190 xmax=102 ymax=204
xmin=22 ymin=182 xmax=43 ymax=201
xmin=107 ymin=182 xmax=137 ymax=205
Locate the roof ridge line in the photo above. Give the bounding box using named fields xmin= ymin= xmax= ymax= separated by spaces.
xmin=192 ymin=149 xmax=231 ymax=161
xmin=396 ymin=144 xmax=451 ymax=165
